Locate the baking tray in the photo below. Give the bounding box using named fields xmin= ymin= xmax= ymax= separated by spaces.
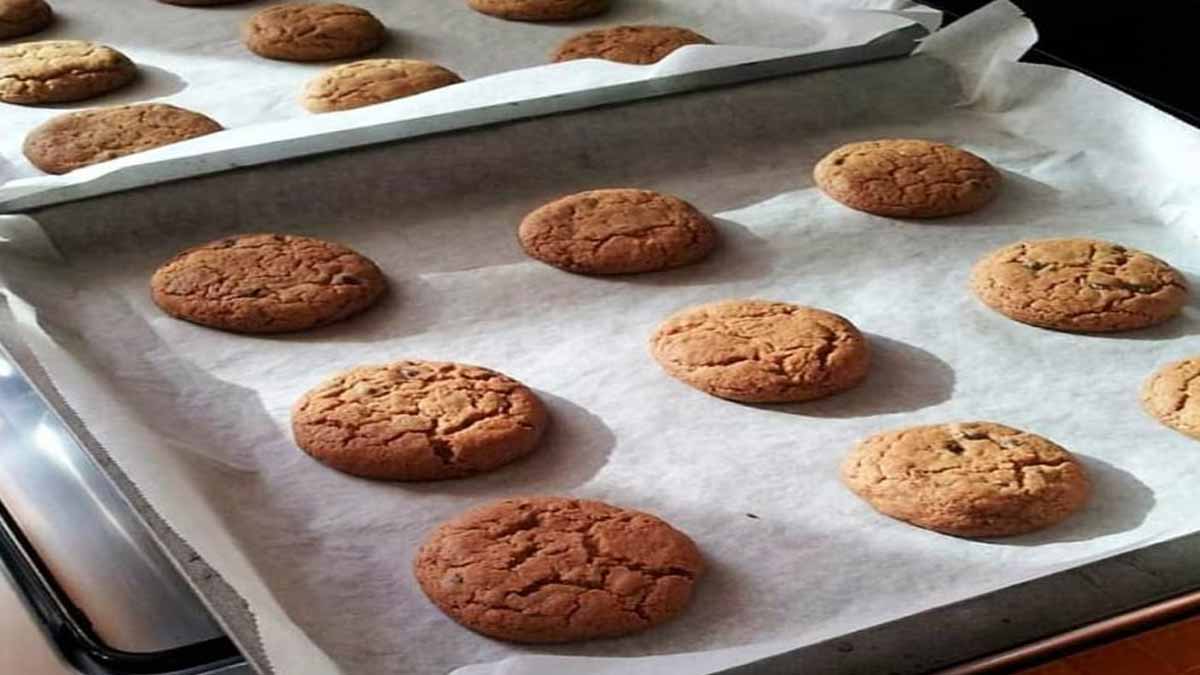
xmin=2 ymin=3 xmax=1200 ymax=673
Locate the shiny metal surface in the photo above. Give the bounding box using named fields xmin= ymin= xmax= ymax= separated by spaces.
xmin=0 ymin=350 xmax=224 ymax=655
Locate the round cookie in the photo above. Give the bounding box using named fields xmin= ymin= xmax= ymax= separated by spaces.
xmin=841 ymin=422 xmax=1091 ymax=538
xmin=0 ymin=0 xmax=53 ymax=40
xmin=302 ymin=58 xmax=462 ymax=113
xmin=23 ymin=103 xmax=222 ymax=175
xmin=414 ymin=496 xmax=703 ymax=642
xmin=813 ymin=139 xmax=1000 ymax=218
xmin=971 ymin=238 xmax=1188 ymax=333
xmin=650 ymin=299 xmax=870 ymax=403
xmin=243 ymin=3 xmax=385 ymax=62
xmin=150 ymin=233 xmax=386 ymax=333
xmin=1142 ymin=357 xmax=1200 ymax=440
xmin=552 ymin=25 xmax=713 ymax=65
xmin=0 ymin=40 xmax=136 ymax=105
xmin=518 ymin=188 xmax=717 ymax=275
xmin=467 ymin=0 xmax=609 ymax=22
xmin=292 ymin=360 xmax=547 ymax=480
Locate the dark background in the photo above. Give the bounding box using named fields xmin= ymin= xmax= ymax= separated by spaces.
xmin=922 ymin=1 xmax=1198 ymax=125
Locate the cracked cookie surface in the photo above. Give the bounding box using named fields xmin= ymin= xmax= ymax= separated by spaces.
xmin=150 ymin=233 xmax=386 ymax=333
xmin=467 ymin=0 xmax=608 ymax=22
xmin=813 ymin=139 xmax=1000 ymax=218
xmin=842 ymin=422 xmax=1090 ymax=538
xmin=293 ymin=361 xmax=547 ymax=480
xmin=0 ymin=40 xmax=136 ymax=104
xmin=243 ymin=3 xmax=385 ymax=62
xmin=24 ymin=103 xmax=222 ymax=175
xmin=1142 ymin=357 xmax=1200 ymax=440
xmin=414 ymin=496 xmax=703 ymax=642
xmin=971 ymin=238 xmax=1188 ymax=332
xmin=302 ymin=58 xmax=462 ymax=113
xmin=158 ymin=0 xmax=252 ymax=6
xmin=0 ymin=0 xmax=53 ymax=40
xmin=518 ymin=188 xmax=717 ymax=275
xmin=552 ymin=25 xmax=713 ymax=65
xmin=650 ymin=299 xmax=870 ymax=403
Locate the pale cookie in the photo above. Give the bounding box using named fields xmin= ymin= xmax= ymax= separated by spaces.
xmin=302 ymin=58 xmax=462 ymax=113
xmin=467 ymin=0 xmax=609 ymax=22
xmin=414 ymin=496 xmax=703 ymax=642
xmin=0 ymin=0 xmax=53 ymax=40
xmin=292 ymin=361 xmax=547 ymax=480
xmin=150 ymin=233 xmax=386 ymax=334
xmin=813 ymin=139 xmax=1000 ymax=218
xmin=23 ymin=103 xmax=222 ymax=174
xmin=842 ymin=422 xmax=1090 ymax=538
xmin=244 ymin=3 xmax=385 ymax=62
xmin=650 ymin=299 xmax=870 ymax=403
xmin=0 ymin=40 xmax=136 ymax=104
xmin=971 ymin=238 xmax=1188 ymax=332
xmin=1142 ymin=357 xmax=1200 ymax=440
xmin=552 ymin=25 xmax=713 ymax=65
xmin=518 ymin=188 xmax=717 ymax=275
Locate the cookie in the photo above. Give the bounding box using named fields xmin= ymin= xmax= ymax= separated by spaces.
xmin=1142 ymin=357 xmax=1200 ymax=440
xmin=292 ymin=360 xmax=547 ymax=480
xmin=467 ymin=0 xmax=609 ymax=22
xmin=971 ymin=238 xmax=1188 ymax=333
xmin=243 ymin=3 xmax=385 ymax=62
xmin=842 ymin=422 xmax=1091 ymax=538
xmin=414 ymin=496 xmax=703 ymax=642
xmin=518 ymin=189 xmax=717 ymax=275
xmin=150 ymin=233 xmax=386 ymax=333
xmin=0 ymin=40 xmax=136 ymax=105
xmin=0 ymin=0 xmax=53 ymax=40
xmin=650 ymin=299 xmax=870 ymax=403
xmin=552 ymin=25 xmax=713 ymax=65
xmin=23 ymin=103 xmax=222 ymax=175
xmin=302 ymin=58 xmax=462 ymax=113
xmin=813 ymin=139 xmax=1000 ymax=218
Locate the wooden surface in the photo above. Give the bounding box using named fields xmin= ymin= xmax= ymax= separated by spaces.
xmin=1021 ymin=614 xmax=1200 ymax=675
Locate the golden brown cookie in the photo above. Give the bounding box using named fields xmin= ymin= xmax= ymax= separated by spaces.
xmin=292 ymin=361 xmax=547 ymax=480
xmin=518 ymin=188 xmax=717 ymax=275
xmin=1141 ymin=357 xmax=1200 ymax=440
xmin=302 ymin=58 xmax=462 ymax=113
xmin=842 ymin=422 xmax=1090 ymax=537
xmin=467 ymin=0 xmax=609 ymax=22
xmin=0 ymin=40 xmax=136 ymax=105
xmin=552 ymin=25 xmax=713 ymax=65
xmin=813 ymin=139 xmax=1000 ymax=218
xmin=23 ymin=104 xmax=222 ymax=175
xmin=0 ymin=0 xmax=53 ymax=40
xmin=243 ymin=3 xmax=385 ymax=62
xmin=414 ymin=496 xmax=703 ymax=642
xmin=150 ymin=234 xmax=386 ymax=333
xmin=650 ymin=299 xmax=870 ymax=403
xmin=971 ymin=238 xmax=1189 ymax=333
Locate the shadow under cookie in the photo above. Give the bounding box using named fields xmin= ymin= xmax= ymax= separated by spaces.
xmin=757 ymin=334 xmax=955 ymax=418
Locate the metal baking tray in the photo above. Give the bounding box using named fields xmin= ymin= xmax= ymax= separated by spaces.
xmin=3 ymin=14 xmax=1200 ymax=675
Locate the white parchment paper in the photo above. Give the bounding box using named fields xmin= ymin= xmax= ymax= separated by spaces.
xmin=0 ymin=0 xmax=933 ymax=206
xmin=3 ymin=2 xmax=1200 ymax=674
